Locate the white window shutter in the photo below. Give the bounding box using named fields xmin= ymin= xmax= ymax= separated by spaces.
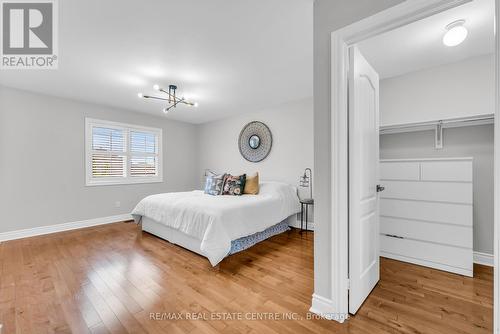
xmin=91 ymin=127 xmax=126 ymax=178
xmin=130 ymin=131 xmax=158 ymax=177
xmin=85 ymin=119 xmax=163 ymax=186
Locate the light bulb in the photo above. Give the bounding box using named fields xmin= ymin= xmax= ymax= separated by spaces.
xmin=163 ymin=108 xmax=169 ymax=114
xmin=153 ymin=84 xmax=160 ymax=91
xmin=137 ymin=93 xmax=143 ymax=98
xmin=443 ymin=20 xmax=468 ymax=47
xmin=193 ymin=102 xmax=199 ymax=107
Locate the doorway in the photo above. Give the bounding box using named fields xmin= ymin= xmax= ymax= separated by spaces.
xmin=314 ymin=0 xmax=500 ymax=331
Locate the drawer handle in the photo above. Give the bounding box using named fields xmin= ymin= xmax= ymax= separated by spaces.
xmin=384 ymin=234 xmax=404 ymax=239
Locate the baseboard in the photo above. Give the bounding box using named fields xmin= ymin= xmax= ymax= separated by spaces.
xmin=288 ymin=216 xmax=315 ymax=231
xmin=0 ymin=213 xmax=133 ymax=242
xmin=474 ymin=251 xmax=494 ymax=267
xmin=309 ymin=294 xmax=348 ymax=323
xmin=380 ymin=251 xmax=473 ymax=277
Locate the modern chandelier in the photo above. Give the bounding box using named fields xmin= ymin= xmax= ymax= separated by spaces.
xmin=137 ymin=84 xmax=198 ymax=114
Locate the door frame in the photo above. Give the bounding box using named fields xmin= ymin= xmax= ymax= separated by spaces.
xmin=324 ymin=0 xmax=499 ymax=329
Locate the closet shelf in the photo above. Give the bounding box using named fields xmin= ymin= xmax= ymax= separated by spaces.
xmin=380 ymin=114 xmax=494 ymax=135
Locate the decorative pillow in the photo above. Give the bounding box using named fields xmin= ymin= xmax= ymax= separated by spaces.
xmin=222 ymin=174 xmax=246 ymax=195
xmin=204 ymin=173 xmax=226 ymax=195
xmin=243 ymin=172 xmax=259 ymax=194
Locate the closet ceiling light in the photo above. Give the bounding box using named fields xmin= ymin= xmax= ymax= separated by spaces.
xmin=443 ymin=20 xmax=468 ymax=47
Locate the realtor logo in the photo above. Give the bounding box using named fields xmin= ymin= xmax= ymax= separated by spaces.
xmin=1 ymin=0 xmax=58 ymax=69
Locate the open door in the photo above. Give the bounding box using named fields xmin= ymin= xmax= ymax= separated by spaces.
xmin=348 ymin=46 xmax=380 ymax=314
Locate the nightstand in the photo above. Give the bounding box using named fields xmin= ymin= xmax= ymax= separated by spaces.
xmin=300 ymin=198 xmax=314 ymax=233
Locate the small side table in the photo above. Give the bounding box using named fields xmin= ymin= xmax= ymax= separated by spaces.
xmin=300 ymin=198 xmax=314 ymax=233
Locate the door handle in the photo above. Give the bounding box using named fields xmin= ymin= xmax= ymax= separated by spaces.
xmin=376 ymin=184 xmax=385 ymax=192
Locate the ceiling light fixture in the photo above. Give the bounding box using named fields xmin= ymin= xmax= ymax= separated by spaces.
xmin=443 ymin=19 xmax=468 ymax=47
xmin=138 ymin=84 xmax=198 ymax=113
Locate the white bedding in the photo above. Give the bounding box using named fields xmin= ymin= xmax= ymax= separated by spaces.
xmin=131 ymin=182 xmax=300 ymax=265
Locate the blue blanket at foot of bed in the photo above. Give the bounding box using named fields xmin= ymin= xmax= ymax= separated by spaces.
xmin=228 ymin=220 xmax=290 ymax=255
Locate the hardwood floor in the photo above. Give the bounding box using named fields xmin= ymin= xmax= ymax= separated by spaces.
xmin=0 ymin=222 xmax=492 ymax=334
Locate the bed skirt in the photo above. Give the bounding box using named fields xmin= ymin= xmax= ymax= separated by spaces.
xmin=229 ymin=220 xmax=290 ymax=255
xmin=141 ymin=216 xmax=292 ymax=263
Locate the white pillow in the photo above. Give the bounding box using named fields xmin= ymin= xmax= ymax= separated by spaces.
xmin=259 ymin=181 xmax=297 ymax=194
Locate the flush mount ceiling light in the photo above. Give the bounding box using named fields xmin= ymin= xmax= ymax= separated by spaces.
xmin=443 ymin=19 xmax=468 ymax=47
xmin=138 ymin=84 xmax=198 ymax=114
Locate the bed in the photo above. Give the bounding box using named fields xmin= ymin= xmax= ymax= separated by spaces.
xmin=131 ymin=181 xmax=301 ymax=266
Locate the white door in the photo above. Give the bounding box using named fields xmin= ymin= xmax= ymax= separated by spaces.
xmin=348 ymin=46 xmax=380 ymax=314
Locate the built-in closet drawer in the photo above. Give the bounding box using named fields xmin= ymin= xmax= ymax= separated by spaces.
xmin=420 ymin=160 xmax=473 ymax=182
xmin=380 ymin=216 xmax=472 ymax=248
xmin=380 ymin=235 xmax=473 ymax=276
xmin=379 ymin=158 xmax=473 ymax=277
xmin=380 ymin=199 xmax=472 ymax=227
xmin=380 ymin=161 xmax=420 ymax=180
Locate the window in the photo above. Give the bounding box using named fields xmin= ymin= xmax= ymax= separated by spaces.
xmin=85 ymin=118 xmax=162 ymax=186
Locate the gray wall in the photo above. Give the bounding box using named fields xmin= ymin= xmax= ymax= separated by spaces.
xmin=197 ymin=97 xmax=313 ymax=192
xmin=313 ymin=0 xmax=403 ymax=301
xmin=0 ymin=86 xmax=199 ymax=233
xmin=196 ymin=97 xmax=314 ymax=225
xmin=380 ymin=125 xmax=494 ymax=254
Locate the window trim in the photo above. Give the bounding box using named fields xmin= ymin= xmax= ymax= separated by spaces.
xmin=85 ymin=118 xmax=163 ymax=186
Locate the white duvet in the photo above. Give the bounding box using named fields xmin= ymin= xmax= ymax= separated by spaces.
xmin=131 ymin=182 xmax=300 ymax=265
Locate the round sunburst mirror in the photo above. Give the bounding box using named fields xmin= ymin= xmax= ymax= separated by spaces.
xmin=238 ymin=121 xmax=272 ymax=162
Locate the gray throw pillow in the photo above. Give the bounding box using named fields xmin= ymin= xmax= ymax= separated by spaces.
xmin=204 ymin=173 xmax=226 ymax=195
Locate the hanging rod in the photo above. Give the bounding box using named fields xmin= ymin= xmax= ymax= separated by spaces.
xmin=380 ymin=114 xmax=494 ymax=135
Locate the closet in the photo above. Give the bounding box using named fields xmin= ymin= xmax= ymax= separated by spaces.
xmin=354 ymin=6 xmax=496 ymax=279
xmin=376 ymin=94 xmax=494 ymax=277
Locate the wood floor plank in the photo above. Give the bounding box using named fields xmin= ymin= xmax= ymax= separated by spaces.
xmin=0 ymin=222 xmax=492 ymax=333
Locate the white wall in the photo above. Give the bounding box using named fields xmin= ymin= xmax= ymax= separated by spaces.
xmin=380 ymin=54 xmax=495 ymax=126
xmin=197 ymin=97 xmax=313 ymax=199
xmin=0 ymin=86 xmax=199 ymax=233
xmin=380 ymin=125 xmax=494 ymax=254
xmin=313 ymin=0 xmax=403 ymax=303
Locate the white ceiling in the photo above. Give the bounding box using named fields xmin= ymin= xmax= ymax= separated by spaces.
xmin=358 ymin=0 xmax=494 ymax=79
xmin=0 ymin=0 xmax=313 ymax=124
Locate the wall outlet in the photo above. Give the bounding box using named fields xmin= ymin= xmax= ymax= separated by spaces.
xmin=115 ymin=201 xmax=121 ymax=208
